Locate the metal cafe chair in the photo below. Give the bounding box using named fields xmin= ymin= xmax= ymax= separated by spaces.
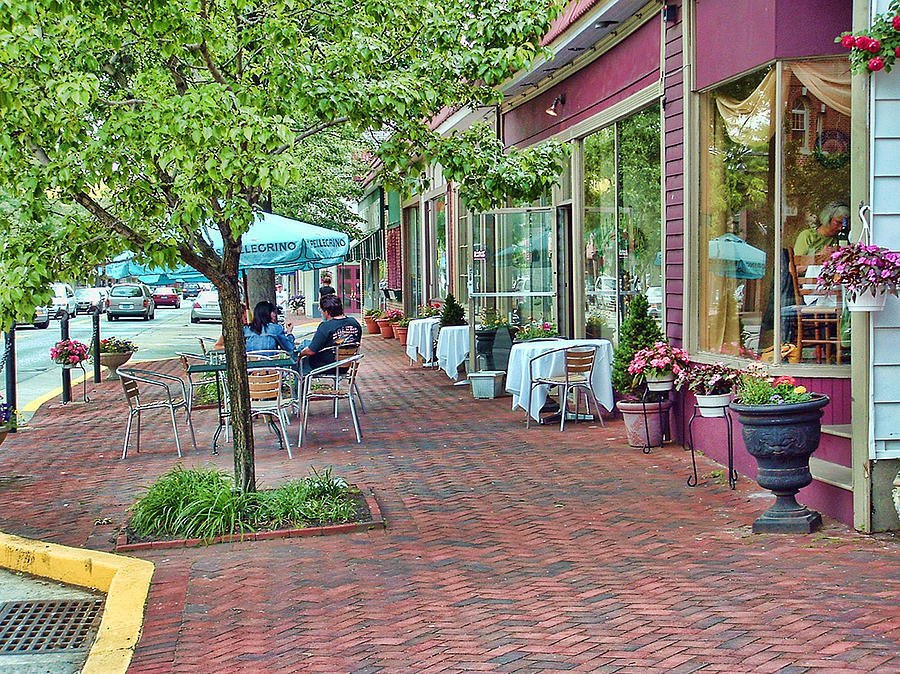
xmin=525 ymin=345 xmax=605 ymax=431
xmin=316 ymin=343 xmax=365 ymax=416
xmin=118 ymin=367 xmax=198 ymax=459
xmin=299 ymin=354 xmax=364 ymax=446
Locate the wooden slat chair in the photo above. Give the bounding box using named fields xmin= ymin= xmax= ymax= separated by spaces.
xmin=118 ymin=367 xmax=198 ymax=459
xmin=248 ymin=364 xmax=294 ymax=458
xmin=788 ymin=248 xmax=845 ymax=364
xmin=525 ymin=345 xmax=605 ymax=431
xmin=299 ymin=354 xmax=364 ymax=446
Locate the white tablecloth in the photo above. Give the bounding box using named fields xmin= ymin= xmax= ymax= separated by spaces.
xmin=436 ymin=325 xmax=470 ymax=380
xmin=406 ymin=317 xmax=441 ymax=364
xmin=506 ymin=338 xmax=614 ymax=422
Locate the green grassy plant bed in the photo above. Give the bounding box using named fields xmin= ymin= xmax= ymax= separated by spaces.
xmin=117 ymin=466 xmax=384 ymax=552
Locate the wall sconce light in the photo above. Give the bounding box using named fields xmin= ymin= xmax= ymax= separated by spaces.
xmin=545 ymin=93 xmax=566 ymax=117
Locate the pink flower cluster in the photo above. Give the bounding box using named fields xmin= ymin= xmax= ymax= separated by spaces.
xmin=817 ymin=242 xmax=900 ymax=300
xmin=49 ymin=339 xmax=90 ymax=365
xmin=628 ymin=341 xmax=690 ymax=378
xmin=837 ymin=8 xmax=900 ymax=73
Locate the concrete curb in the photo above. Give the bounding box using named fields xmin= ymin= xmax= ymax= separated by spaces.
xmin=0 ymin=531 xmax=154 ymax=674
xmin=116 ymin=487 xmax=385 ymax=552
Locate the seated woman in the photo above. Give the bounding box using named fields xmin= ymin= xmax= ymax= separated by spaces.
xmin=243 ymin=301 xmax=296 ymax=354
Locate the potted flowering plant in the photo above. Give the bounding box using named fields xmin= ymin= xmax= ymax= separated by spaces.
xmin=0 ymin=395 xmax=15 ymax=446
xmin=836 ymin=1 xmax=900 ymax=73
xmin=364 ymin=308 xmax=382 ymax=334
xmin=730 ymin=363 xmax=829 ymax=534
xmin=676 ymin=361 xmax=739 ymax=417
xmin=96 ymin=337 xmax=139 ymax=380
xmin=377 ymin=308 xmax=403 ymax=339
xmin=627 ymin=341 xmax=689 ymax=392
xmin=816 ymin=242 xmax=900 ymax=311
xmin=514 ymin=319 xmax=558 ymax=342
xmin=418 ymin=302 xmax=442 ymax=318
xmin=50 ymin=339 xmax=89 ymax=368
xmin=394 ymin=316 xmax=411 ymax=345
xmin=475 ymin=309 xmax=510 ymax=369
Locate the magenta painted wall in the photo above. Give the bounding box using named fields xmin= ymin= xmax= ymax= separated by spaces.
xmin=664 ymin=5 xmax=685 ymax=346
xmin=502 ymin=18 xmax=660 ymax=148
xmin=694 ymin=0 xmax=851 ymax=90
xmin=676 ymin=376 xmax=853 ymax=525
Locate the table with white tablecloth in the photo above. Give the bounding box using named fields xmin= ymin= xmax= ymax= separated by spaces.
xmin=505 ymin=338 xmax=614 ymax=422
xmin=405 ymin=317 xmax=441 ymax=365
xmin=436 ymin=325 xmax=470 ymax=380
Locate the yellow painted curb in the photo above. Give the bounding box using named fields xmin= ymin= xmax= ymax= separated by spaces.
xmin=0 ymin=532 xmax=154 ymax=674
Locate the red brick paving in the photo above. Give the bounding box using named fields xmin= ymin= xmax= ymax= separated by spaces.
xmin=0 ymin=332 xmax=898 ymax=672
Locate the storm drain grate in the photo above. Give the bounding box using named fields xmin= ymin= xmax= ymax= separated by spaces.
xmin=0 ymin=599 xmax=104 ymax=653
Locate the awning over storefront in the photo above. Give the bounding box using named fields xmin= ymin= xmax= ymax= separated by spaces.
xmin=346 ymin=228 xmax=384 ymax=263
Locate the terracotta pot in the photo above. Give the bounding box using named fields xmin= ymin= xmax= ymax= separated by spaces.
xmin=377 ymin=319 xmax=394 ymax=339
xmin=616 ymin=399 xmax=673 ymax=448
xmin=364 ymin=316 xmax=381 ymax=334
xmin=98 ymin=351 xmax=134 ymax=380
xmin=0 ymin=428 xmax=8 ymax=447
xmin=394 ymin=326 xmax=409 ymax=345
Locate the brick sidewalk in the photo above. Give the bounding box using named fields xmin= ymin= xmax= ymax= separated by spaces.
xmin=0 ymin=334 xmax=898 ymax=672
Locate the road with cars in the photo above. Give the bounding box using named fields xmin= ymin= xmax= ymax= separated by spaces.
xmin=1 ymin=306 xmax=221 ymax=419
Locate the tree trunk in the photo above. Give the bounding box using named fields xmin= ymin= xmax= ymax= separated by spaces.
xmin=246 ymin=268 xmax=276 ymax=309
xmin=216 ymin=277 xmax=256 ymax=492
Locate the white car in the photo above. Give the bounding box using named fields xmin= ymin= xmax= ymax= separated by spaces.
xmin=191 ymin=290 xmax=221 ymax=323
xmin=50 ymin=283 xmax=77 ymax=319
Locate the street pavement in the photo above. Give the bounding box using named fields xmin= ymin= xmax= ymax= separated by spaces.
xmin=0 ymin=334 xmax=898 ymax=672
xmin=1 ymin=307 xmax=220 ymax=417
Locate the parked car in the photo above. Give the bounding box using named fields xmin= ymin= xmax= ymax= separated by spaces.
xmin=152 ymin=286 xmax=181 ymax=308
xmin=190 ymin=290 xmax=221 ymax=323
xmin=646 ymin=285 xmax=663 ymax=317
xmin=75 ymin=287 xmax=108 ymax=314
xmin=182 ymin=283 xmax=202 ymax=299
xmin=49 ymin=283 xmax=77 ymax=319
xmin=106 ymin=283 xmax=156 ymax=321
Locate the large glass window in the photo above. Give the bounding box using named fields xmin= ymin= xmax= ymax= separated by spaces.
xmin=429 ymin=196 xmax=448 ymax=298
xmin=405 ymin=205 xmax=423 ymax=310
xmin=698 ymin=59 xmax=851 ymax=365
xmin=583 ymin=105 xmax=662 ymax=342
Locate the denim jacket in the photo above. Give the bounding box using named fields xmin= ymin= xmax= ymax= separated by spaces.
xmin=243 ymin=323 xmax=296 ymax=354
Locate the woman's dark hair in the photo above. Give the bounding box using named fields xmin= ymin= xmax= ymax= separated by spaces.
xmin=249 ymin=301 xmax=275 ymax=334
xmin=320 ymin=294 xmax=343 ymax=317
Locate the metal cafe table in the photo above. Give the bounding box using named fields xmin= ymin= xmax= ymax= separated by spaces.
xmin=187 ymin=354 xmax=296 ymax=452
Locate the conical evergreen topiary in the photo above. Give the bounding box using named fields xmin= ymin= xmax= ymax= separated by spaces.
xmin=440 ymin=293 xmax=467 ymax=328
xmin=612 ymin=293 xmax=663 ymax=395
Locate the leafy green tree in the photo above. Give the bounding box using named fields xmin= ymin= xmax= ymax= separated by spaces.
xmin=0 ymin=0 xmax=567 ymax=491
xmin=612 ymin=294 xmax=663 ymax=396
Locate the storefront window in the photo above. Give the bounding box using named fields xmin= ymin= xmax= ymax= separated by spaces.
xmin=698 ymin=59 xmax=851 ymax=365
xmin=583 ymin=105 xmax=662 ymax=342
xmin=430 ymin=196 xmax=448 ymax=298
xmin=405 ymin=205 xmax=423 ymax=310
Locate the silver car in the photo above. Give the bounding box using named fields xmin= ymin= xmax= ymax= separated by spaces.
xmin=107 ymin=283 xmax=156 ymax=321
xmin=190 ymin=290 xmax=221 ymax=323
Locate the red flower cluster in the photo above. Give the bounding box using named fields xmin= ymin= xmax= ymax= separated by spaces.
xmin=837 ymin=5 xmax=900 ymax=73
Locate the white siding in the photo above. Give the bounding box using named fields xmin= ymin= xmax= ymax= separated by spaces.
xmin=870 ymin=0 xmax=900 ymax=459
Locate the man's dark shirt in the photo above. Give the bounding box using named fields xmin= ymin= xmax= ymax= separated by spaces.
xmin=307 ymin=315 xmax=362 ymax=370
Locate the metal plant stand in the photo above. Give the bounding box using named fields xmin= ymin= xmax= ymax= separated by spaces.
xmin=61 ymin=363 xmax=90 ymax=404
xmin=640 ymin=388 xmax=668 ymax=455
xmin=685 ymin=404 xmax=737 ymax=489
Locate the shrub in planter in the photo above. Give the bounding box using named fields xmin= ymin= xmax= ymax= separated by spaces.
xmin=394 ymin=316 xmax=411 ymax=345
xmin=364 ymin=308 xmax=382 ymax=334
xmin=611 ymin=294 xmax=662 ymax=397
xmin=439 ymin=293 xmax=466 ymax=328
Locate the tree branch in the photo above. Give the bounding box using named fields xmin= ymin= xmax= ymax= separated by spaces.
xmin=271 ymin=117 xmax=350 ymax=156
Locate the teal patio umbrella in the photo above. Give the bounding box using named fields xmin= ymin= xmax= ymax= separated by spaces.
xmin=708 ymin=234 xmax=767 ymax=280
xmin=104 ymin=212 xmax=349 ymax=279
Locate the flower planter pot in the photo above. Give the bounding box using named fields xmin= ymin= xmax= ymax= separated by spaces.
xmin=847 ymin=289 xmax=887 ymax=312
xmin=730 ymin=395 xmax=830 ymax=534
xmin=474 ymin=329 xmax=498 ymax=370
xmin=394 ymin=326 xmax=409 ymax=345
xmin=376 ymin=319 xmax=394 ymax=339
xmin=616 ymin=399 xmax=673 ymax=448
xmin=364 ymin=316 xmax=381 ymax=334
xmin=695 ymin=393 xmax=732 ymax=418
xmin=0 ymin=428 xmax=8 ymax=447
xmin=98 ymin=351 xmax=134 ymax=380
xmin=470 ymin=370 xmax=505 ymax=399
xmin=645 ymin=373 xmax=674 ymax=391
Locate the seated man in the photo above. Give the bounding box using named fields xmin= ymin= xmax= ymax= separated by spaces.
xmin=300 ymin=294 xmax=362 ymax=372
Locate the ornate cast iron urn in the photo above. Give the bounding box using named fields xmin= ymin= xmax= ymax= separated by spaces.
xmin=730 ymin=395 xmax=830 ymax=534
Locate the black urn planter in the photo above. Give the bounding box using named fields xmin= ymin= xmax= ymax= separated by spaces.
xmin=730 ymin=395 xmax=829 ymax=534
xmin=474 ymin=329 xmax=498 ymax=370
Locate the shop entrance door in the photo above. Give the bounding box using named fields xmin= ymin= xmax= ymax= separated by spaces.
xmin=338 ymin=264 xmax=361 ymax=314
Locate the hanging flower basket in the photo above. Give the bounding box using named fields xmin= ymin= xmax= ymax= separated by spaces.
xmin=847 ymin=289 xmax=888 ymax=312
